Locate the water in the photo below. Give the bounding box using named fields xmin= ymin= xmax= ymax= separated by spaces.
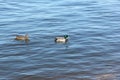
xmin=0 ymin=0 xmax=120 ymax=80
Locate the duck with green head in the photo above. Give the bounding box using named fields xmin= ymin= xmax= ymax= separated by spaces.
xmin=55 ymin=35 xmax=69 ymax=43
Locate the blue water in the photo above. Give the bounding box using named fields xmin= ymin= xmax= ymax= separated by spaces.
xmin=0 ymin=0 xmax=120 ymax=80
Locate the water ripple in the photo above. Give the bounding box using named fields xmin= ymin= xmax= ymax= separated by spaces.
xmin=0 ymin=0 xmax=120 ymax=80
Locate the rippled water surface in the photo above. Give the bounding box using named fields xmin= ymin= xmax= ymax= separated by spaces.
xmin=0 ymin=0 xmax=120 ymax=80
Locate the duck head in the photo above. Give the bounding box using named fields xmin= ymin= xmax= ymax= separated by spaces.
xmin=64 ymin=35 xmax=69 ymax=39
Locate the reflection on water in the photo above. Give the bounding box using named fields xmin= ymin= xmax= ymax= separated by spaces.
xmin=0 ymin=0 xmax=120 ymax=80
xmin=17 ymin=75 xmax=53 ymax=80
xmin=96 ymin=73 xmax=116 ymax=80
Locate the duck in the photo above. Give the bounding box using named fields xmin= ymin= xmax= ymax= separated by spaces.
xmin=15 ymin=34 xmax=29 ymax=41
xmin=55 ymin=35 xmax=68 ymax=43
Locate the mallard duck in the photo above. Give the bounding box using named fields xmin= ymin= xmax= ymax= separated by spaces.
xmin=55 ymin=35 xmax=68 ymax=43
xmin=15 ymin=34 xmax=29 ymax=41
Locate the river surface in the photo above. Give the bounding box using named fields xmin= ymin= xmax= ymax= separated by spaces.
xmin=0 ymin=0 xmax=120 ymax=80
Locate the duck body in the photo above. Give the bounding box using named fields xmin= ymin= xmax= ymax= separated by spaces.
xmin=55 ymin=35 xmax=68 ymax=43
xmin=15 ymin=34 xmax=29 ymax=41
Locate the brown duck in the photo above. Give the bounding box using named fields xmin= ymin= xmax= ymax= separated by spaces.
xmin=15 ymin=34 xmax=29 ymax=41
